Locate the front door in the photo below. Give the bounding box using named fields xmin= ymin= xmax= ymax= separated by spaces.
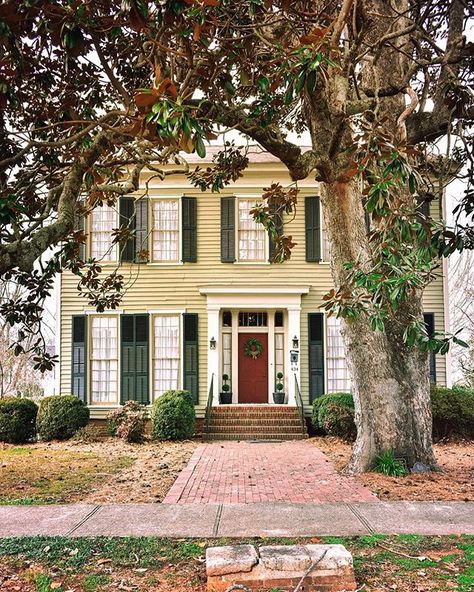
xmin=238 ymin=333 xmax=268 ymax=403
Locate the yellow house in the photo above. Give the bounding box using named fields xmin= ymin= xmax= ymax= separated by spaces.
xmin=59 ymin=146 xmax=449 ymax=434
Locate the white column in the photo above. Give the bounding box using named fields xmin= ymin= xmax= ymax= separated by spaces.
xmin=268 ymin=310 xmax=275 ymax=403
xmin=287 ymin=306 xmax=301 ymax=405
xmin=207 ymin=305 xmax=220 ymax=406
xmin=231 ymin=310 xmax=239 ymax=403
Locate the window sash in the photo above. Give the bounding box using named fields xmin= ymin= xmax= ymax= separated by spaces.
xmin=238 ymin=200 xmax=266 ymax=261
xmin=90 ymin=204 xmax=118 ymax=261
xmin=222 ymin=332 xmax=232 ymax=385
xmin=326 ymin=316 xmax=352 ymax=393
xmin=153 ymin=315 xmax=180 ymax=397
xmin=152 ymin=200 xmax=179 ymax=262
xmin=90 ymin=316 xmax=118 ymax=403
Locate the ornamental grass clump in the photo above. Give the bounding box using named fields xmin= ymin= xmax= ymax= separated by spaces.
xmin=37 ymin=395 xmax=89 ymax=441
xmin=0 ymin=397 xmax=38 ymax=443
xmin=106 ymin=400 xmax=147 ymax=443
xmin=373 ymin=450 xmax=408 ymax=477
xmin=151 ymin=390 xmax=195 ymax=441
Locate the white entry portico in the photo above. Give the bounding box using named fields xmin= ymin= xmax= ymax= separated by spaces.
xmin=199 ymin=286 xmax=310 ymax=405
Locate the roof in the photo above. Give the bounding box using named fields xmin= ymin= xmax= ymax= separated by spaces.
xmin=181 ymin=144 xmax=313 ymax=164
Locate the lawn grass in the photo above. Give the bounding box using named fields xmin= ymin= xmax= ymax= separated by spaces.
xmin=0 ymin=535 xmax=472 ymax=591
xmin=0 ymin=447 xmax=134 ymax=504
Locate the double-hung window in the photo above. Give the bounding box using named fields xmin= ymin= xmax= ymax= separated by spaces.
xmin=326 ymin=316 xmax=352 ymax=392
xmin=152 ymin=200 xmax=179 ymax=262
xmin=90 ymin=316 xmax=118 ymax=404
xmin=238 ymin=199 xmax=266 ymax=262
xmin=90 ymin=204 xmax=118 ymax=261
xmin=153 ymin=315 xmax=180 ymax=396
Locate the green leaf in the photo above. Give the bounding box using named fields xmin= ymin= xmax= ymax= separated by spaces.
xmin=194 ymin=134 xmax=206 ymax=158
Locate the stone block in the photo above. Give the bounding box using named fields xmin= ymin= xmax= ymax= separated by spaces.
xmin=206 ymin=544 xmax=258 ymax=576
xmin=260 ymin=545 xmax=311 ymax=571
xmin=306 ymin=543 xmax=354 ymax=569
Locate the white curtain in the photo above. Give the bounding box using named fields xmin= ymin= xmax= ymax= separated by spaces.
xmin=91 ymin=204 xmax=117 ymax=261
xmin=238 ymin=200 xmax=265 ymax=261
xmin=326 ymin=316 xmax=352 ymax=392
xmin=153 ymin=316 xmax=180 ymax=396
xmin=152 ymin=200 xmax=179 ymax=261
xmin=274 ymin=332 xmax=284 ymax=383
xmin=222 ymin=332 xmax=232 ymax=383
xmin=91 ymin=316 xmax=118 ymax=403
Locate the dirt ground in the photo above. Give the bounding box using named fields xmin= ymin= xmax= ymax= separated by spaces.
xmin=0 ymin=439 xmax=198 ymax=505
xmin=310 ymin=436 xmax=474 ymax=501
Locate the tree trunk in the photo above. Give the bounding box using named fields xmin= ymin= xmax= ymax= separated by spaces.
xmin=321 ymin=180 xmax=437 ymax=474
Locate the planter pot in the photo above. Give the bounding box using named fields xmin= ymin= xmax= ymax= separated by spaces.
xmin=219 ymin=392 xmax=233 ymax=404
xmin=273 ymin=392 xmax=286 ymax=404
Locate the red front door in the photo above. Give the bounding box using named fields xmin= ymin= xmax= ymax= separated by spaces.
xmin=238 ymin=333 xmax=268 ymax=403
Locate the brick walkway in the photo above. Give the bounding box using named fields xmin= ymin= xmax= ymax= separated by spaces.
xmin=162 ymin=441 xmax=377 ymax=504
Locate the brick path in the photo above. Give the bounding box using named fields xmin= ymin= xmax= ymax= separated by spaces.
xmin=162 ymin=441 xmax=377 ymax=504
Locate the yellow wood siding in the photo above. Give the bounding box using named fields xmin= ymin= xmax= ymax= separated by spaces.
xmin=59 ymin=163 xmax=448 ymax=417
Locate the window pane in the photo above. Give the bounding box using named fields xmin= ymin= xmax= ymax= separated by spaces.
xmin=222 ymin=332 xmax=232 ymax=384
xmin=222 ymin=311 xmax=232 ymax=327
xmin=239 ymin=312 xmax=267 ymax=327
xmin=153 ymin=316 xmax=180 ymax=397
xmin=274 ymin=311 xmax=284 ymax=327
xmin=91 ymin=316 xmax=118 ymax=403
xmin=275 ymin=333 xmax=284 ymax=382
xmin=152 ymin=200 xmax=179 ymax=262
xmin=326 ymin=316 xmax=352 ymax=392
xmin=238 ymin=200 xmax=265 ymax=261
xmin=91 ymin=205 xmax=117 ymax=261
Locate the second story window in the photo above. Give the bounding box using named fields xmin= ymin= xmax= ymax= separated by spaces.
xmin=238 ymin=199 xmax=266 ymax=262
xmin=90 ymin=204 xmax=118 ymax=262
xmin=152 ymin=200 xmax=179 ymax=262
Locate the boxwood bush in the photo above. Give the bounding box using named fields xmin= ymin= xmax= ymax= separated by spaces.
xmin=37 ymin=395 xmax=90 ymax=441
xmin=312 ymin=392 xmax=356 ymax=440
xmin=431 ymin=384 xmax=474 ymax=439
xmin=151 ymin=390 xmax=195 ymax=440
xmin=0 ymin=397 xmax=38 ymax=443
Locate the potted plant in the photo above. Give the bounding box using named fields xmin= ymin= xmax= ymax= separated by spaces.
xmin=219 ymin=374 xmax=233 ymax=404
xmin=273 ymin=372 xmax=286 ymax=404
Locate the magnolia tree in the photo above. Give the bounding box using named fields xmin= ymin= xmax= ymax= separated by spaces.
xmin=0 ymin=0 xmax=473 ymax=471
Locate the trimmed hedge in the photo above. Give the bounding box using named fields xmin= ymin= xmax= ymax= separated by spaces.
xmin=0 ymin=397 xmax=38 ymax=443
xmin=312 ymin=392 xmax=356 ymax=441
xmin=431 ymin=384 xmax=474 ymax=439
xmin=151 ymin=390 xmax=195 ymax=441
xmin=37 ymin=395 xmax=90 ymax=441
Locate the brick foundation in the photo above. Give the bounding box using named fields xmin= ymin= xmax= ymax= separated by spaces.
xmin=206 ymin=544 xmax=357 ymax=591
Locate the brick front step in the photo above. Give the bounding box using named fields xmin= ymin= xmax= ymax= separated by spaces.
xmin=204 ymin=432 xmax=308 ymax=441
xmin=206 ymin=405 xmax=307 ymax=441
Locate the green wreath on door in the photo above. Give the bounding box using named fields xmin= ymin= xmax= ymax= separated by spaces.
xmin=244 ymin=337 xmax=263 ymax=359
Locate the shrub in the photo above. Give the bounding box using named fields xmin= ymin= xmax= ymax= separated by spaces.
xmin=0 ymin=397 xmax=38 ymax=443
xmin=37 ymin=395 xmax=89 ymax=441
xmin=106 ymin=401 xmax=147 ymax=443
xmin=373 ymin=450 xmax=408 ymax=477
xmin=431 ymin=384 xmax=474 ymax=439
xmin=151 ymin=390 xmax=195 ymax=441
xmin=312 ymin=392 xmax=356 ymax=440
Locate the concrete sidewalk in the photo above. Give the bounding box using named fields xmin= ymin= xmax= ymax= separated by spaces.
xmin=0 ymin=502 xmax=473 ymax=538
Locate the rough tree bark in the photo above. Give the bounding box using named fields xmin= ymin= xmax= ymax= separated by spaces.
xmin=321 ymin=181 xmax=437 ymax=472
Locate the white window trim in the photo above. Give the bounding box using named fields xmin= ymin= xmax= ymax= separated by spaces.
xmin=88 ymin=314 xmax=120 ymax=407
xmin=149 ymin=196 xmax=183 ymax=265
xmin=88 ymin=204 xmax=119 ymax=264
xmin=151 ymin=312 xmax=182 ymax=401
xmin=235 ymin=197 xmax=269 ymax=264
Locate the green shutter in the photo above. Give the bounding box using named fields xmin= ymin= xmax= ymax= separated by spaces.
xmin=221 ymin=197 xmax=236 ymax=262
xmin=135 ymin=198 xmax=149 ymax=263
xmin=183 ymin=313 xmax=199 ymax=404
xmin=119 ymin=196 xmax=136 ymax=262
xmin=71 ymin=315 xmax=87 ymax=403
xmin=423 ymin=313 xmax=437 ymax=383
xmin=74 ymin=203 xmax=86 ymax=260
xmin=121 ymin=314 xmax=149 ymax=404
xmin=268 ymin=202 xmax=284 ymax=262
xmin=308 ymin=313 xmax=325 ymax=402
xmin=182 ymin=196 xmax=197 ymax=262
xmin=305 ymin=196 xmax=321 ymax=262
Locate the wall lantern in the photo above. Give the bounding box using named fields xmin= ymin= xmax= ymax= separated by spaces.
xmin=210 ymin=336 xmax=216 ymax=350
xmin=292 ymin=335 xmax=299 ymax=349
